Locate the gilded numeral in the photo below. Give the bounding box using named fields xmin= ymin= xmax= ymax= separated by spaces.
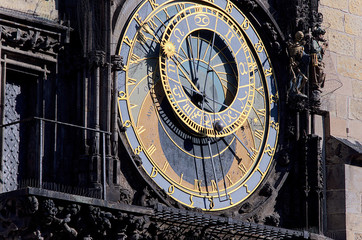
xmin=211 ymin=180 xmax=217 ymax=192
xmin=228 ymin=194 xmax=233 ymax=205
xmin=270 ymin=93 xmax=279 ymax=103
xmin=130 ymin=103 xmax=138 ymax=110
xmin=168 ymin=185 xmax=175 ymax=194
xmin=226 ymin=174 xmax=233 ymax=185
xmin=162 ymin=161 xmax=169 ymax=172
xmin=148 ymin=0 xmax=158 ymax=9
xmin=127 ymin=78 xmax=137 ymax=86
xmin=238 ymin=162 xmax=247 ymax=174
xmin=136 ymin=126 xmax=146 ymax=135
xmin=254 ymin=41 xmax=264 ymax=53
xmin=194 ymin=179 xmax=202 ymax=191
xmin=250 ymin=147 xmax=258 ymax=161
xmin=122 ymin=120 xmax=131 ymax=128
xmin=134 ymin=13 xmax=143 ymax=26
xmin=264 ymin=144 xmax=275 ymax=156
xmin=123 ymin=35 xmax=133 ymax=46
xmin=254 ymin=129 xmax=264 ymax=140
xmin=241 ymin=18 xmax=250 ymax=30
xmin=150 ymin=167 xmax=158 ymax=178
xmin=225 ymin=0 xmax=233 ymax=13
xmin=147 ymin=17 xmax=158 ymax=30
xmin=130 ymin=53 xmax=141 ymax=64
xmin=190 ymin=195 xmax=194 ymax=206
xmin=256 ymin=108 xmax=266 ymax=118
xmin=176 ymin=3 xmax=186 ymax=11
xmin=147 ymin=144 xmax=157 ymax=156
xmin=244 ymin=184 xmax=251 ymax=193
xmin=134 ymin=145 xmax=142 ymax=155
xmin=118 ymin=91 xmax=127 ymax=100
xmin=179 ymin=173 xmax=184 ymax=185
xmin=208 ymin=197 xmax=215 ymax=209
xmin=264 ymin=67 xmax=273 ymax=77
xmin=271 ymin=120 xmax=279 ymax=130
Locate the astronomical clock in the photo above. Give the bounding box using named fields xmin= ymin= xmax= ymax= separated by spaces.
xmin=117 ymin=0 xmax=279 ymax=211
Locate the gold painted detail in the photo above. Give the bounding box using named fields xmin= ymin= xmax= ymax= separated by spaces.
xmin=162 ymin=41 xmax=176 ymax=58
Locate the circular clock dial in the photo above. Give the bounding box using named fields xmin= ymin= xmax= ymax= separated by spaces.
xmin=117 ymin=0 xmax=279 ymax=211
xmin=159 ymin=7 xmax=255 ymax=137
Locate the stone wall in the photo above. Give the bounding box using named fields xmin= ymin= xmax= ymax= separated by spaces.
xmin=319 ymin=0 xmax=362 ymax=141
xmin=0 ymin=0 xmax=58 ymax=21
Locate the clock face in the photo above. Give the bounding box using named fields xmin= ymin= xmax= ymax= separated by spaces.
xmin=117 ymin=0 xmax=279 ymax=211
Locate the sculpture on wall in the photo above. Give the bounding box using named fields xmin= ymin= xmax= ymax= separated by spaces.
xmin=310 ymin=26 xmax=328 ymax=90
xmin=287 ymin=31 xmax=310 ymax=98
xmin=309 ymin=25 xmax=328 ymax=108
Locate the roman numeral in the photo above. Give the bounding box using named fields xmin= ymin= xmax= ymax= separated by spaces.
xmin=238 ymin=162 xmax=247 ymax=175
xmin=147 ymin=144 xmax=157 ymax=156
xmin=127 ymin=78 xmax=137 ymax=86
xmin=130 ymin=54 xmax=141 ymax=64
xmin=162 ymin=161 xmax=169 ymax=172
xmin=264 ymin=144 xmax=275 ymax=156
xmin=254 ymin=129 xmax=264 ymax=140
xmin=123 ymin=35 xmax=133 ymax=46
xmin=211 ymin=180 xmax=217 ymax=192
xmin=136 ymin=126 xmax=146 ymax=135
xmin=194 ymin=179 xmax=202 ymax=191
xmin=179 ymin=173 xmax=184 ymax=185
xmin=148 ymin=0 xmax=158 ymax=9
xmin=226 ymin=174 xmax=233 ymax=186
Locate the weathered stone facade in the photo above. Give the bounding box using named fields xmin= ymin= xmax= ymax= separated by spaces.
xmin=319 ymin=0 xmax=362 ymax=141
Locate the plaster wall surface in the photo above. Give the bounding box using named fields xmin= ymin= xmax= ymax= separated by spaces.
xmin=0 ymin=0 xmax=58 ymax=20
xmin=319 ymin=0 xmax=362 ymax=142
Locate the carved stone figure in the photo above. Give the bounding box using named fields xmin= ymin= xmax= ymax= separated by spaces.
xmin=310 ymin=25 xmax=328 ymax=90
xmin=287 ymin=31 xmax=310 ymax=98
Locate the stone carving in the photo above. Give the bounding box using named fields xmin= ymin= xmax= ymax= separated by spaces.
xmin=263 ymin=22 xmax=281 ymax=54
xmin=111 ymin=55 xmax=124 ymax=71
xmin=287 ymin=31 xmax=309 ymax=98
xmin=137 ymin=186 xmax=158 ymax=208
xmin=264 ymin=213 xmax=280 ymax=227
xmin=310 ymin=25 xmax=328 ymax=109
xmin=259 ymin=182 xmax=274 ymax=197
xmin=239 ymin=0 xmax=257 ymax=12
xmin=0 ymin=25 xmax=61 ymax=52
xmin=88 ymin=50 xmax=106 ymax=67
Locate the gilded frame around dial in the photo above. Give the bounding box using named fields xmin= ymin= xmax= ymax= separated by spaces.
xmin=117 ymin=0 xmax=279 ymax=211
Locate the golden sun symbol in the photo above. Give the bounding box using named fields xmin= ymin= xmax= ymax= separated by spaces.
xmin=162 ymin=41 xmax=176 ymax=58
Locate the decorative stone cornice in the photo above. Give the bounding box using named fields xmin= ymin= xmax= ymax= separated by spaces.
xmin=0 ymin=25 xmax=62 ymax=53
xmin=0 ymin=188 xmax=315 ymax=240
